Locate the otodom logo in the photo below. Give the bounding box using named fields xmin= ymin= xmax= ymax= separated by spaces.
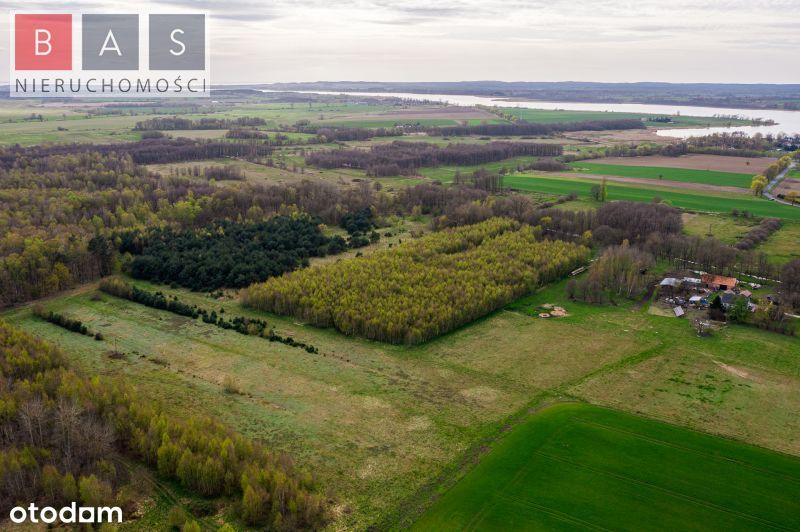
xmin=10 ymin=11 xmax=210 ymax=97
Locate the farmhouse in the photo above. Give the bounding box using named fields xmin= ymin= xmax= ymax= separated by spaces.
xmin=701 ymin=274 xmax=738 ymax=291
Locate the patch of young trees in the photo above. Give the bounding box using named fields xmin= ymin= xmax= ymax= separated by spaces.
xmin=99 ymin=278 xmax=320 ymax=353
xmin=121 ymin=216 xmax=335 ymax=290
xmin=0 ymin=321 xmax=328 ymax=528
xmin=243 ymin=218 xmax=590 ymax=344
xmin=306 ymin=141 xmax=561 ymax=177
xmin=567 ymin=242 xmax=654 ymax=303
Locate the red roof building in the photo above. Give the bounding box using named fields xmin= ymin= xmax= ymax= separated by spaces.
xmin=701 ymin=274 xmax=738 ymax=291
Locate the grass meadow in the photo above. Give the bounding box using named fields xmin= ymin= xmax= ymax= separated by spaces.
xmin=4 ymin=272 xmax=799 ymax=529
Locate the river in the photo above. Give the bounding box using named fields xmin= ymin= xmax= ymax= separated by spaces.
xmin=262 ymin=89 xmax=800 ymax=138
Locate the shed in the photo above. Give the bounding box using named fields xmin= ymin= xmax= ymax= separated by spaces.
xmin=688 ymin=295 xmax=703 ymax=304
xmin=660 ymin=278 xmax=681 ymax=288
xmin=673 ymin=306 xmax=685 ymax=318
xmin=683 ymin=277 xmax=702 ymax=285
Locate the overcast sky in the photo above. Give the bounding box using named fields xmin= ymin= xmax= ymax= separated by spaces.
xmin=1 ymin=0 xmax=798 ymax=83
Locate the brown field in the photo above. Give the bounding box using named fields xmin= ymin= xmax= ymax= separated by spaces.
xmin=563 ymin=128 xmax=671 ymax=145
xmin=166 ymin=129 xmax=230 ymax=139
xmin=591 ymin=154 xmax=776 ymax=174
xmin=775 ymin=178 xmax=800 ymax=196
xmin=557 ymin=172 xmax=750 ymax=195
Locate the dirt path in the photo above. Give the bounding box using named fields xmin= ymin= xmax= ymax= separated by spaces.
xmin=555 ymin=172 xmax=750 ymax=195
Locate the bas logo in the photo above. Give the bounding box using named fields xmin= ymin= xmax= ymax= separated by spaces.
xmin=15 ymin=14 xmax=72 ymax=70
xmin=10 ymin=12 xmax=210 ymax=97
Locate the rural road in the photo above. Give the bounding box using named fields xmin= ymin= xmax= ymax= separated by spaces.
xmin=764 ymin=161 xmax=798 ymax=206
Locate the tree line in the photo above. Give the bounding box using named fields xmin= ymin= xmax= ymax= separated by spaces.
xmin=99 ymin=278 xmax=320 ymax=354
xmin=134 ymin=116 xmax=266 ymax=130
xmin=306 ymin=141 xmax=562 ymax=177
xmin=425 ymin=119 xmax=645 ymax=137
xmin=0 ymin=320 xmax=328 ymax=528
xmin=243 ymin=218 xmax=590 ymax=344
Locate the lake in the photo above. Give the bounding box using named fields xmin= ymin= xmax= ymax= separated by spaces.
xmin=263 ymin=89 xmax=800 ymax=138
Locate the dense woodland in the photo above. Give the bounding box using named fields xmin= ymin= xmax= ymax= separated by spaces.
xmin=0 ymin=321 xmax=327 ymax=529
xmin=244 ymin=218 xmax=589 ymax=344
xmin=306 ymin=141 xmax=561 ymax=177
xmin=121 ymin=216 xmax=335 ymax=290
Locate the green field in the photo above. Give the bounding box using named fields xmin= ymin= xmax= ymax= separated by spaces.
xmin=504 ymin=174 xmax=800 ymax=220
xmin=570 ymin=162 xmax=754 ymax=188
xmin=414 ymin=403 xmax=800 ymax=531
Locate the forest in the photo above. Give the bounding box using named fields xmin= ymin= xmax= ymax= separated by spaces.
xmin=243 ymin=218 xmax=590 ymax=344
xmin=306 ymin=141 xmax=561 ymax=176
xmin=121 ymin=216 xmax=335 ymax=290
xmin=0 ymin=320 xmax=327 ymax=529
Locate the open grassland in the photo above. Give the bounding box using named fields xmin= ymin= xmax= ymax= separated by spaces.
xmin=4 ymin=271 xmax=800 ymax=529
xmin=589 ymin=155 xmax=775 ymax=175
xmin=681 ymin=212 xmax=759 ymax=244
xmin=1 ymin=283 xmax=652 ymax=529
xmin=504 ymin=174 xmax=800 ymax=220
xmin=756 ymin=222 xmax=800 ymax=264
xmin=413 ymin=403 xmax=800 ymax=531
xmin=569 ymin=162 xmax=754 ymax=188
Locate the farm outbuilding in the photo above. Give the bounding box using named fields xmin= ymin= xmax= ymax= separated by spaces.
xmin=701 ymin=274 xmax=738 ymax=291
xmin=673 ymin=306 xmax=685 ymax=317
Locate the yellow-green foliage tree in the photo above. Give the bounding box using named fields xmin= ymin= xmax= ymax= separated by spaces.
xmin=244 ymin=218 xmax=590 ymax=344
xmin=750 ymin=174 xmax=768 ymax=196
